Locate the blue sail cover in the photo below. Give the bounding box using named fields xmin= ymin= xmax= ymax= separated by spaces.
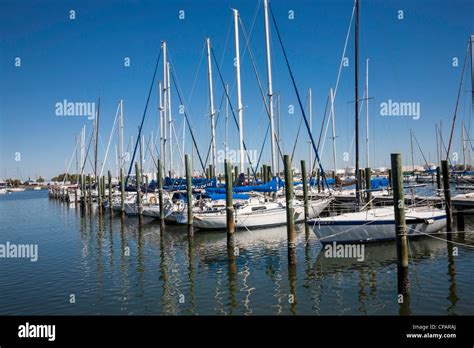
xmin=164 ymin=177 xmax=217 ymax=190
xmin=371 ymin=177 xmax=389 ymax=189
xmin=201 ymin=193 xmax=250 ymax=200
xmin=206 ymin=177 xmax=282 ymax=194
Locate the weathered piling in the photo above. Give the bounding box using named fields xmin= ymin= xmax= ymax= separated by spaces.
xmin=365 ymin=167 xmax=372 ymax=205
xmin=441 ymin=160 xmax=452 ymax=232
xmin=391 ymin=153 xmax=409 ymax=296
xmin=301 ymin=160 xmax=309 ymax=222
xmin=158 ymin=159 xmax=164 ymax=224
xmin=456 ymin=209 xmax=465 ymax=232
xmin=247 ymin=167 xmax=250 ymax=185
xmin=388 ymin=169 xmax=392 ymax=189
xmin=135 ymin=163 xmax=143 ymax=219
xmin=185 ymin=154 xmax=193 ymax=235
xmin=88 ymin=176 xmax=92 ymax=206
xmin=436 ymin=166 xmax=441 ymax=192
xmin=120 ymin=168 xmax=125 ymax=214
xmin=97 ymin=176 xmax=103 ymax=209
xmin=108 ymin=170 xmax=113 ymax=211
xmin=317 ymin=169 xmax=321 ymax=193
xmin=284 ymin=155 xmax=296 ymax=265
xmin=234 ymin=166 xmax=239 ymax=185
xmin=225 ymin=160 xmax=235 ymax=249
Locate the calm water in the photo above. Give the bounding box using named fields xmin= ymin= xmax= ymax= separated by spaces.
xmin=0 ymin=189 xmax=473 ymax=315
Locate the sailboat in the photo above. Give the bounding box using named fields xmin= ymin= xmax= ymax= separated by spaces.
xmin=307 ymin=0 xmax=447 ymax=244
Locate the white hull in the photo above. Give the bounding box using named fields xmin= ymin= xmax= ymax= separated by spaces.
xmin=309 ymin=206 xmax=446 ymax=243
xmin=188 ymin=198 xmax=331 ymax=230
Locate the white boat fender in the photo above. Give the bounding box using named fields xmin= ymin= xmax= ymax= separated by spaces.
xmin=424 ymin=218 xmax=434 ymax=225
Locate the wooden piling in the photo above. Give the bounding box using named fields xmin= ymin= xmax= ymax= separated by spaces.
xmin=158 ymin=159 xmax=164 ymax=223
xmin=135 ymin=163 xmax=143 ymax=218
xmin=317 ymin=169 xmax=321 ymax=193
xmin=365 ymin=167 xmax=372 ymax=205
xmin=247 ymin=167 xmax=250 ymax=185
xmin=120 ymin=169 xmax=125 ymax=213
xmin=441 ymin=160 xmax=452 ymax=232
xmin=108 ymin=170 xmax=113 ymax=211
xmin=234 ymin=166 xmax=239 ymax=185
xmin=185 ymin=154 xmax=193 ymax=234
xmin=301 ymin=160 xmax=309 ymax=222
xmin=388 ymin=169 xmax=392 ymax=189
xmin=436 ymin=166 xmax=441 ymax=192
xmin=391 ymin=153 xmax=409 ymax=296
xmin=456 ymin=209 xmax=465 ymax=232
xmin=284 ymin=155 xmax=296 ymax=265
xmin=97 ymin=176 xmax=103 ymax=209
xmin=225 ymin=160 xmax=235 ymax=249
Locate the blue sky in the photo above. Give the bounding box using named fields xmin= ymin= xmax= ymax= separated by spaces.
xmin=1 ymin=0 xmax=473 ymax=179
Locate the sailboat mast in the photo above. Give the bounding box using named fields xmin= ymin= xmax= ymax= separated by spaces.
xmin=159 ymin=81 xmax=163 ymax=163
xmin=233 ymin=9 xmax=245 ymax=174
xmin=354 ymin=0 xmax=361 ymax=207
xmin=80 ymin=125 xmax=85 ymax=174
xmin=263 ymin=0 xmax=276 ymax=173
xmin=277 ymin=93 xmax=281 ymax=176
xmin=410 ymin=129 xmax=415 ymax=172
xmin=330 ymin=88 xmax=337 ymax=177
xmin=309 ymin=88 xmax=313 ymax=174
xmin=462 ymin=121 xmax=466 ymax=170
xmin=365 ymin=58 xmax=369 ymax=168
xmin=225 ymin=83 xmax=229 ymax=162
xmin=206 ymin=37 xmax=217 ymax=169
xmin=162 ymin=42 xmax=168 ymax=177
xmin=94 ymin=98 xmax=100 ymax=181
xmin=119 ymin=99 xmax=124 ymax=173
xmin=167 ymin=62 xmax=173 ymax=178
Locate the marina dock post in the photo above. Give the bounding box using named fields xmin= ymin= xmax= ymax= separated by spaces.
xmin=158 ymin=159 xmax=164 ymax=224
xmin=135 ymin=162 xmax=143 ymax=220
xmin=234 ymin=166 xmax=238 ymax=184
xmin=225 ymin=160 xmax=235 ymax=249
xmin=388 ymin=169 xmax=392 ymax=190
xmin=365 ymin=167 xmax=372 ymax=205
xmin=284 ymin=155 xmax=296 ymax=265
xmin=108 ymin=170 xmax=112 ymax=211
xmin=391 ymin=153 xmax=410 ymax=296
xmin=97 ymin=176 xmax=103 ymax=210
xmin=301 ymin=160 xmax=309 ymax=222
xmin=247 ymin=167 xmax=250 ymax=185
xmin=317 ymin=169 xmax=321 ymax=193
xmin=120 ymin=168 xmax=125 ymax=214
xmin=185 ymin=154 xmax=193 ymax=235
xmin=436 ymin=166 xmax=442 ymax=192
xmin=441 ymin=160 xmax=453 ymax=232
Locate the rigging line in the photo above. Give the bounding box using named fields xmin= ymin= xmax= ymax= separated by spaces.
xmin=62 ymin=136 xmax=81 ymax=185
xmin=238 ymin=15 xmax=284 ymax=161
xmin=411 ymin=131 xmax=429 ymax=167
xmin=186 ymin=40 xmax=207 ymax=107
xmin=203 ymin=89 xmax=227 ymax=170
xmin=290 ymin=95 xmax=310 ymax=163
xmin=80 ymin=126 xmax=95 ymax=175
xmin=268 ymin=4 xmax=329 ymax=190
xmin=439 ymin=127 xmax=454 ymax=166
xmin=210 ymin=47 xmax=259 ymax=180
xmin=125 ymin=49 xmax=162 ymax=186
xmin=446 ymin=41 xmax=470 ymax=159
xmin=169 ymin=68 xmax=206 ymax=173
xmin=99 ymin=102 xmax=121 ymax=177
xmin=255 ymin=123 xmax=271 ymax=174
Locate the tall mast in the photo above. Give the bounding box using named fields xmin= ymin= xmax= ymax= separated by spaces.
xmin=365 ymin=58 xmax=369 ymax=168
xmin=225 ymin=83 xmax=229 ymax=161
xmin=354 ymin=0 xmax=361 ymax=208
xmin=94 ymin=98 xmax=100 ymax=181
xmin=206 ymin=37 xmax=217 ymax=169
xmin=167 ymin=62 xmax=173 ymax=177
xmin=233 ymin=9 xmax=245 ymax=174
xmin=159 ymin=81 xmax=163 ymax=163
xmin=277 ymin=93 xmax=281 ymax=176
xmin=435 ymin=124 xmax=440 ymax=166
xmin=330 ymin=88 xmax=337 ymax=178
xmin=162 ymin=42 xmax=168 ymax=177
xmin=118 ymin=99 xmax=124 ymax=173
xmin=308 ymin=88 xmax=313 ymax=174
xmin=462 ymin=121 xmax=466 ymax=171
xmin=80 ymin=125 xmax=85 ymax=174
xmin=410 ymin=129 xmax=414 ymax=172
xmin=263 ymin=0 xmax=276 ymax=173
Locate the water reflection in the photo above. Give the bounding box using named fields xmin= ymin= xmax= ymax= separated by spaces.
xmin=3 ymin=191 xmax=472 ymax=315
